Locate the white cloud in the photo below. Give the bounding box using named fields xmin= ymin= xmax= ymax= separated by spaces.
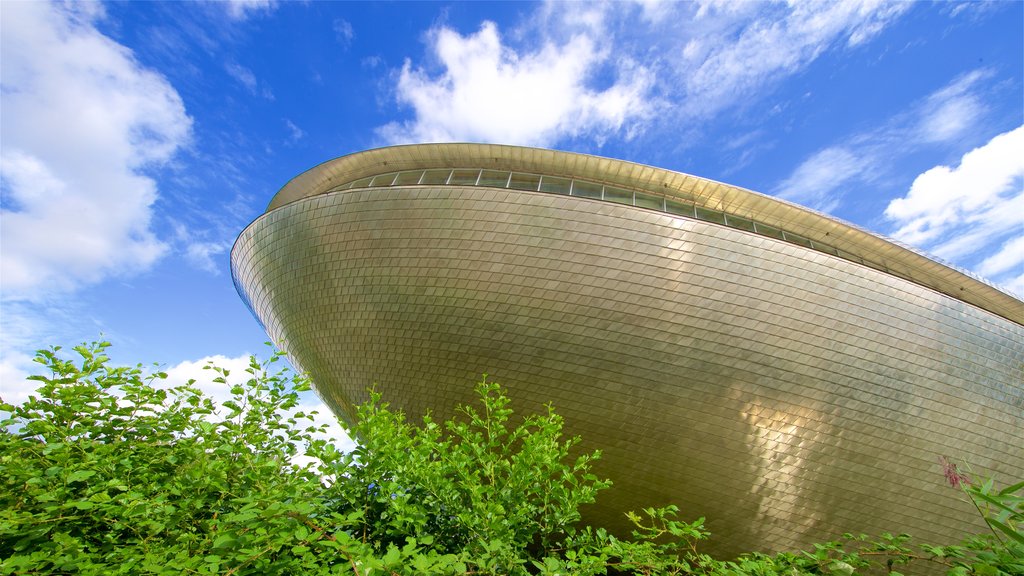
xmin=771 ymin=74 xmax=1019 ymax=294
xmin=774 ymin=69 xmax=998 ymax=215
xmin=225 ymin=61 xmax=274 ymax=100
xmin=1000 ymin=272 xmax=1024 ymax=300
xmin=333 ymin=18 xmax=354 ymax=48
xmin=977 ymin=236 xmax=1024 ymax=279
xmin=378 ymin=1 xmax=911 ymax=147
xmin=0 ymin=1 xmax=191 ymax=301
xmin=284 ymin=118 xmax=306 ymax=143
xmin=632 ymin=0 xmax=674 ymax=24
xmin=916 ymin=70 xmax=988 ymax=143
xmin=185 ymin=240 xmax=232 ymax=273
xmin=167 ymin=220 xmax=232 ymax=274
xmin=945 ymin=1 xmax=1002 ymax=22
xmin=885 ymin=126 xmax=1023 ymax=242
xmin=377 ymin=21 xmax=655 ymax=147
xmin=0 ymin=296 xmax=102 ymax=409
xmin=679 ymin=0 xmax=910 ymax=118
xmin=225 ymin=61 xmax=258 ymax=91
xmin=223 ymin=0 xmax=277 ymax=20
xmin=776 ymin=147 xmax=862 ymax=212
xmin=885 ymin=125 xmax=1024 ymax=292
xmin=0 ymin=350 xmax=36 ymax=407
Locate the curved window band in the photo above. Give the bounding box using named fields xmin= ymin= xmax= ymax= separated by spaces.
xmin=324 ymin=168 xmax=932 ymax=288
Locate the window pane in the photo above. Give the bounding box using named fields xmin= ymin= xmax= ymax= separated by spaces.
xmin=394 ymin=171 xmax=424 ymax=185
xmin=509 ymin=172 xmax=541 ymax=191
xmin=478 ymin=170 xmax=510 ymax=187
xmin=863 ymin=258 xmax=887 ymax=272
xmin=449 ymin=169 xmax=480 ymax=185
xmin=604 ymin=186 xmax=633 ymax=205
xmin=420 ymin=169 xmax=451 ymax=185
xmin=572 ymin=180 xmax=602 ymax=199
xmin=539 ymin=176 xmax=571 ymax=195
xmin=349 ymin=177 xmax=373 ymax=188
xmin=370 ymin=173 xmax=398 ymax=187
xmin=665 ymin=199 xmax=694 ymax=217
xmin=756 ymin=223 xmax=785 ymax=240
xmin=811 ymin=242 xmax=838 ymax=256
xmin=836 ymin=249 xmax=861 ymax=264
xmin=695 ymin=206 xmax=726 ymax=224
xmin=635 ymin=192 xmax=663 ymax=210
xmin=725 ymin=215 xmax=755 ymax=232
xmin=784 ymin=233 xmax=813 ymax=248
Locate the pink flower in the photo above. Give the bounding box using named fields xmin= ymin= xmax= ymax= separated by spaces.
xmin=939 ymin=456 xmax=971 ymax=489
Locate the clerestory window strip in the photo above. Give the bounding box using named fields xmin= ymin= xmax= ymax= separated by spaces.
xmin=324 ymin=168 xmax=910 ymax=283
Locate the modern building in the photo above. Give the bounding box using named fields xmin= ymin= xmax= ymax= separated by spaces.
xmin=231 ymin=143 xmax=1024 ymax=556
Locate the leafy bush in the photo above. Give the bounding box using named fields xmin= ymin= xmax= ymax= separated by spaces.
xmin=0 ymin=343 xmax=334 ymax=574
xmin=1 ymin=342 xmax=1020 ymax=575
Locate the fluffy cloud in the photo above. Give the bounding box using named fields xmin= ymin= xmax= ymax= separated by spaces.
xmin=977 ymin=236 xmax=1024 ymax=279
xmin=379 ymin=1 xmax=910 ymax=147
xmin=885 ymin=125 xmax=1024 ymax=293
xmin=0 ymin=1 xmax=191 ymax=301
xmin=0 ymin=350 xmax=37 ymax=407
xmin=377 ymin=21 xmax=655 ymax=147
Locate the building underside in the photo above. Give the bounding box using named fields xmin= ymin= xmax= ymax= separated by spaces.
xmin=232 ymin=144 xmax=1024 ymax=557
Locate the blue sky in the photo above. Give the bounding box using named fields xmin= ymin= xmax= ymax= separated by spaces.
xmin=1 ymin=1 xmax=1022 ymax=438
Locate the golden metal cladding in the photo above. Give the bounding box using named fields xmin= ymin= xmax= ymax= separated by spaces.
xmin=232 ymin=144 xmax=1024 ymax=558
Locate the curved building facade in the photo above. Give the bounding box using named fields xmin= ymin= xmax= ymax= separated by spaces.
xmin=231 ymin=144 xmax=1024 ymax=556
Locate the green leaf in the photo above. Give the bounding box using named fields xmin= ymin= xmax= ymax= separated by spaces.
xmin=998 ymin=480 xmax=1024 ymax=496
xmin=972 ymin=563 xmax=999 ymax=576
xmin=88 ymin=491 xmax=111 ymax=503
xmin=66 ymin=470 xmax=96 ymax=483
xmin=828 ymin=560 xmax=855 ymax=576
xmin=973 ymin=491 xmax=1019 ymax=516
xmin=987 ymin=519 xmax=1024 ymax=545
xmin=382 ymin=543 xmax=401 ymax=566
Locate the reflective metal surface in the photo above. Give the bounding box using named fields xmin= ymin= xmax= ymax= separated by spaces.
xmin=232 ymin=144 xmax=1024 ymax=557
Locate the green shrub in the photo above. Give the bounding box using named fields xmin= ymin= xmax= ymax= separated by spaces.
xmin=1 ymin=341 xmax=1019 ymax=575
